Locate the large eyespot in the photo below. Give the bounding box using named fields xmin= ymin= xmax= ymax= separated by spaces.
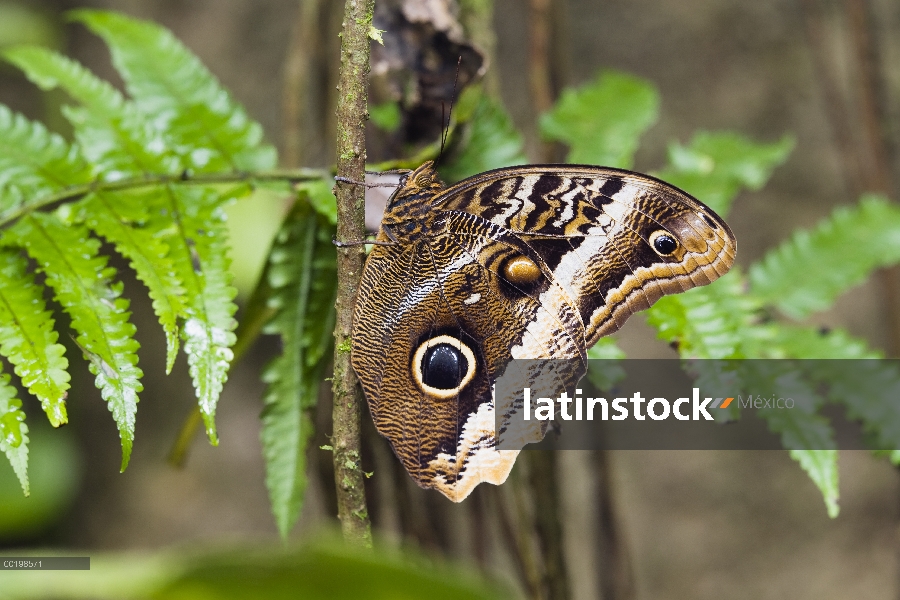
xmin=503 ymin=255 xmax=542 ymax=285
xmin=412 ymin=335 xmax=477 ymax=399
xmin=649 ymin=230 xmax=679 ymax=256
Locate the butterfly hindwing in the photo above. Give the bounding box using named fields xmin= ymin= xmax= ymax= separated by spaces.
xmin=353 ymin=210 xmax=587 ymax=501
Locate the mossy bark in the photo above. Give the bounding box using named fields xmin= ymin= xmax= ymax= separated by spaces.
xmin=332 ymin=0 xmax=374 ymax=547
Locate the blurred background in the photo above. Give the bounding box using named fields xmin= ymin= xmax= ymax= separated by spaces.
xmin=0 ymin=0 xmax=897 ymax=598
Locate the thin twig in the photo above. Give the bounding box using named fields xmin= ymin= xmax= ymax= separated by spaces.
xmin=527 ymin=452 xmax=570 ymax=600
xmin=595 ymin=450 xmax=636 ymax=600
xmin=497 ymin=473 xmax=543 ymax=600
xmin=332 ymin=0 xmax=374 ymax=547
xmin=843 ymin=0 xmax=893 ymax=195
xmin=798 ymin=0 xmax=863 ymax=198
xmin=282 ymin=0 xmax=327 ymax=168
xmin=528 ymin=0 xmax=555 ymax=163
xmin=167 ymin=407 xmax=203 ymax=467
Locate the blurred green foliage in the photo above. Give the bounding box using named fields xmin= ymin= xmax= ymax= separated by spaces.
xmin=0 ymin=540 xmax=514 ymax=599
xmin=0 ymin=423 xmax=79 ymax=541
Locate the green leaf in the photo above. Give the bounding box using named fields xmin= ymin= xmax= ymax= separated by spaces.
xmin=0 ymin=249 xmax=70 ymax=425
xmin=585 ymin=338 xmax=626 ymax=391
xmin=297 ymin=179 xmax=338 ymax=226
xmin=3 ymin=45 xmax=176 ymax=174
xmin=789 ymin=449 xmax=839 ymax=518
xmin=154 ymin=544 xmax=511 ymax=600
xmin=647 ymin=269 xmax=761 ymax=359
xmin=655 ymin=132 xmax=794 ymax=216
xmin=79 ymin=190 xmax=188 ymax=373
xmin=440 ymin=91 xmax=527 ymax=182
xmin=71 ymin=10 xmax=277 ymax=173
xmin=0 ymin=370 xmax=29 ymax=495
xmin=162 ymin=186 xmax=238 ymax=443
xmin=0 ymin=104 xmax=92 ymax=219
xmin=369 ymin=101 xmax=401 ymax=133
xmin=539 ymin=70 xmax=659 ymax=169
xmin=261 ymin=198 xmax=337 ymax=537
xmin=5 ymin=213 xmax=142 ymax=470
xmin=749 ymin=194 xmax=900 ymax=319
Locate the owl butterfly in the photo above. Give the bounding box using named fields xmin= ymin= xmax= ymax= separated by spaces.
xmin=351 ymin=161 xmax=736 ymax=502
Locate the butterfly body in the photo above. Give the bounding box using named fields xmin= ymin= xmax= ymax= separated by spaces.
xmin=351 ymin=161 xmax=735 ymax=501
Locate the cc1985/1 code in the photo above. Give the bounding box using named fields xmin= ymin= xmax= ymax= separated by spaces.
xmin=3 ymin=560 xmax=42 ymax=569
xmin=0 ymin=557 xmax=90 ymax=570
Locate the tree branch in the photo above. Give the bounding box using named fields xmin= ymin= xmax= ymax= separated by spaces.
xmin=332 ymin=0 xmax=374 ymax=547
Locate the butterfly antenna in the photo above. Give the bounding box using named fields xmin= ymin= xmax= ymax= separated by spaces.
xmin=438 ymin=101 xmax=448 ymax=162
xmin=436 ymin=56 xmax=463 ymax=166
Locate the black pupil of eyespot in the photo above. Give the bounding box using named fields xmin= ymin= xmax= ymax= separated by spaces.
xmin=654 ymin=234 xmax=677 ymax=255
xmin=422 ymin=344 xmax=468 ymax=390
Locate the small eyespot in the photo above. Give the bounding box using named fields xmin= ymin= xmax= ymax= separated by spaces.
xmin=503 ymin=255 xmax=542 ymax=285
xmin=649 ymin=230 xmax=679 ymax=256
xmin=412 ymin=335 xmax=477 ymax=399
xmin=701 ymin=213 xmax=718 ymax=229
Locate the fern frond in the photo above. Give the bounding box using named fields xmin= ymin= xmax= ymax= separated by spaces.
xmin=5 ymin=213 xmax=142 ymax=470
xmin=790 ymin=450 xmax=839 ymax=518
xmin=646 ymin=269 xmax=761 ymax=358
xmin=735 ymin=363 xmax=840 ymax=516
xmin=79 ymin=190 xmax=188 ymax=372
xmin=0 ymin=105 xmax=92 ymax=218
xmin=814 ymin=360 xmax=900 ymax=452
xmin=0 ymin=249 xmax=69 ymax=425
xmin=771 ymin=328 xmax=900 ymax=460
xmin=764 ymin=325 xmax=881 ymax=359
xmin=655 ymin=132 xmax=794 ymax=216
xmin=0 ymin=370 xmax=29 ymax=495
xmin=261 ymin=199 xmax=337 ymax=537
xmin=3 ymin=45 xmax=176 ymax=175
xmin=162 ymin=186 xmax=238 ymax=443
xmin=749 ymin=194 xmax=900 ymax=319
xmin=539 ymin=70 xmax=659 ymax=169
xmin=751 ymin=366 xmax=834 ymax=450
xmin=71 ymin=10 xmax=277 ymax=173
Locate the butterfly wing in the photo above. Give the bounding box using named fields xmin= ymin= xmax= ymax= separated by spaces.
xmin=353 ymin=163 xmax=736 ymax=502
xmin=436 ymin=166 xmax=737 ymax=344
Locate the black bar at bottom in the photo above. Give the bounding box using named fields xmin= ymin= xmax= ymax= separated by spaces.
xmin=0 ymin=557 xmax=90 ymax=570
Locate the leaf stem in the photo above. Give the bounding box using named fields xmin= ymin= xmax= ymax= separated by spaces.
xmin=0 ymin=168 xmax=328 ymax=229
xmin=331 ymin=0 xmax=374 ymax=547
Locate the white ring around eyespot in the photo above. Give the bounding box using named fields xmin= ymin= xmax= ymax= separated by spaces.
xmin=648 ymin=229 xmax=679 ymax=256
xmin=412 ymin=334 xmax=477 ymax=399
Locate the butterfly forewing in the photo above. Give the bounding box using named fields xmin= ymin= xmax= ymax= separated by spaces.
xmin=436 ymin=166 xmax=736 ymax=343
